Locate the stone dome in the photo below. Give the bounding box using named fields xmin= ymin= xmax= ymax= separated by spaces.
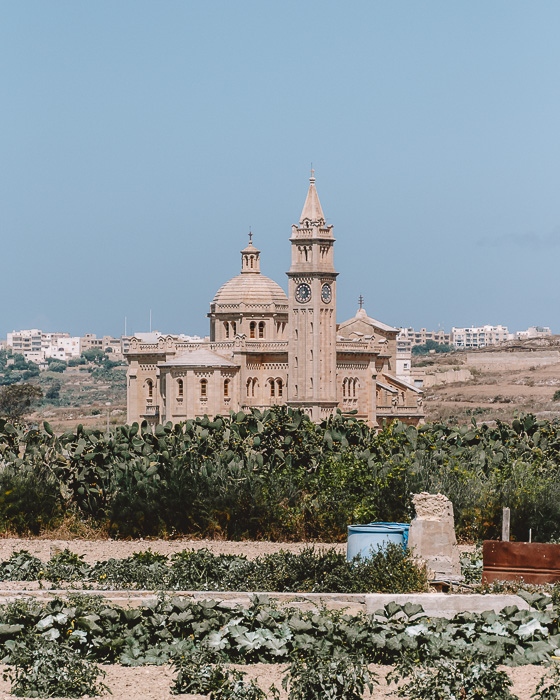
xmin=212 ymin=273 xmax=288 ymax=308
xmin=211 ymin=237 xmax=288 ymax=310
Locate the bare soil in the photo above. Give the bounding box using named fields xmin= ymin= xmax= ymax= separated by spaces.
xmin=0 ymin=538 xmax=345 ymax=563
xmin=419 ymin=338 xmax=560 ymax=424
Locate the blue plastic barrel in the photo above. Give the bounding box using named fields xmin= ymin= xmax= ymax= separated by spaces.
xmin=346 ymin=522 xmax=410 ymax=561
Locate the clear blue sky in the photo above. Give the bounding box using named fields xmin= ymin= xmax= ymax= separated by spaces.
xmin=1 ymin=1 xmax=559 ymax=338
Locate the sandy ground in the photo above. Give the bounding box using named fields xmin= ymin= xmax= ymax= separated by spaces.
xmin=0 ymin=538 xmax=345 ymax=563
xmin=421 ymin=346 xmax=560 ymax=424
xmin=0 ymin=663 xmax=547 ymax=699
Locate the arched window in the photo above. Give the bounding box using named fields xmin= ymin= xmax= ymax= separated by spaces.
xmin=246 ymin=378 xmax=257 ymax=397
xmin=250 ymin=321 xmax=256 ymax=339
xmin=177 ymin=378 xmax=184 ymax=398
xmin=232 ymin=321 xmax=237 ymax=335
xmin=146 ymin=379 xmax=153 ymax=399
xmin=276 ymin=379 xmax=283 ymax=397
xmin=342 ymin=378 xmax=347 ymax=398
xmin=224 ymin=322 xmax=230 ymax=339
xmin=269 ymin=378 xmax=275 ymax=397
xmin=258 ymin=321 xmax=265 ymax=339
xmin=224 ymin=378 xmax=230 ymax=398
xmin=200 ymin=379 xmax=207 ymax=398
xmin=250 ymin=255 xmax=254 ymax=268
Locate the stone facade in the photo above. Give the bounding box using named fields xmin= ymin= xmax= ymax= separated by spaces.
xmin=126 ymin=175 xmax=423 ymax=427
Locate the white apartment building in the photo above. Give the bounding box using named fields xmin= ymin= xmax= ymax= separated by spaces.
xmin=7 ymin=329 xmax=81 ymax=362
xmin=451 ymin=325 xmax=511 ymax=349
xmin=45 ymin=336 xmax=81 ymax=360
xmin=399 ymin=327 xmax=450 ymax=347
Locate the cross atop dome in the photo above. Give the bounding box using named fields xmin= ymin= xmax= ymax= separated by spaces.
xmin=241 ymin=232 xmax=260 ymax=273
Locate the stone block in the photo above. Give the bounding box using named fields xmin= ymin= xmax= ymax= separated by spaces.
xmin=408 ymin=492 xmax=462 ymax=581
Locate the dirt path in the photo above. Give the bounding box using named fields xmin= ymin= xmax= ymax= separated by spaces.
xmin=0 ymin=538 xmax=345 ymax=563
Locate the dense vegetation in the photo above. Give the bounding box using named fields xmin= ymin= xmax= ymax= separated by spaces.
xmin=1 ymin=408 xmax=560 ymax=541
xmin=0 ymin=545 xmax=428 ymax=594
xmin=0 ymin=591 xmax=558 ymax=669
xmin=2 ymin=591 xmax=559 ymax=698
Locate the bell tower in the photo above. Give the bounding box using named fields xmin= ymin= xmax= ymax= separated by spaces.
xmin=287 ymin=172 xmax=338 ymax=420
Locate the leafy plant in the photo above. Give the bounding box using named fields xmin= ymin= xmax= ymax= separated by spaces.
xmin=210 ymin=669 xmax=275 ymax=700
xmin=0 ymin=383 xmax=43 ymax=420
xmin=388 ymin=654 xmax=517 ymax=700
xmin=0 ymin=550 xmax=43 ymax=581
xmin=171 ymin=651 xmax=230 ymax=695
xmin=283 ymin=655 xmax=375 ymax=700
xmin=3 ymin=635 xmax=108 ymax=698
xmin=45 ymin=549 xmax=90 ymax=583
xmin=533 ymin=661 xmax=560 ymax=699
xmin=460 ymin=545 xmax=483 ymax=585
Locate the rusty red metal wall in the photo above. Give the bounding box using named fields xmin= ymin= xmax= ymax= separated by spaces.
xmin=483 ymin=540 xmax=560 ymax=584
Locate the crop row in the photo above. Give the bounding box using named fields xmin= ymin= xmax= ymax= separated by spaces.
xmin=2 ymin=408 xmax=560 ymax=540
xmin=0 ymin=590 xmax=557 ymax=668
xmin=0 ymin=545 xmax=428 ymax=594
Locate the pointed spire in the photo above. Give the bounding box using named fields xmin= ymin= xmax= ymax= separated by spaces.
xmin=299 ymin=169 xmax=326 ymax=226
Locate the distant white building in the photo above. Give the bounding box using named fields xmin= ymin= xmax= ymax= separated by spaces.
xmin=396 ymin=329 xmax=412 ymax=382
xmin=451 ymin=325 xmax=511 ymax=349
xmin=399 ymin=327 xmax=450 ymax=347
xmin=7 ymin=329 xmax=81 ymax=362
xmin=44 ymin=336 xmax=81 ymax=360
xmin=515 ymin=326 xmax=552 ymax=340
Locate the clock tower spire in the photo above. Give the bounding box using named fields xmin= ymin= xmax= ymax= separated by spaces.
xmin=287 ymin=172 xmax=338 ymax=420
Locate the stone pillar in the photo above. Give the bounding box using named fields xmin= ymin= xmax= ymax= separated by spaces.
xmin=408 ymin=492 xmax=462 ymax=581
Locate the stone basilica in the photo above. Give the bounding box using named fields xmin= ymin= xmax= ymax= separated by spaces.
xmin=126 ymin=174 xmax=423 ymax=427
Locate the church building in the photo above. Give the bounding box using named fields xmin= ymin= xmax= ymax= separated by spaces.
xmin=126 ymin=174 xmax=423 ymax=427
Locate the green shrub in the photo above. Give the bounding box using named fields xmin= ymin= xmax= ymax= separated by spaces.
xmin=533 ymin=661 xmax=560 ymax=699
xmin=45 ymin=549 xmax=90 ymax=583
xmin=283 ymin=655 xmax=375 ymax=700
xmin=248 ymin=544 xmax=428 ymax=594
xmin=169 ymin=548 xmax=254 ymax=591
xmin=0 ymin=550 xmax=43 ymax=581
xmin=3 ymin=636 xmax=108 ymax=698
xmin=171 ymin=654 xmax=230 ymax=695
xmin=210 ymin=672 xmax=273 ymax=700
xmin=0 ymin=463 xmax=64 ymax=535
xmin=388 ymin=655 xmax=517 ymax=700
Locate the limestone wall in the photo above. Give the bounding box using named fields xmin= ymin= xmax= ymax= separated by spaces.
xmin=422 ymin=368 xmax=473 ymax=387
xmin=465 ymin=350 xmax=560 ymax=372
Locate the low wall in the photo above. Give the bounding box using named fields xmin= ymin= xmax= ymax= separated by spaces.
xmin=422 ymin=368 xmax=473 ymax=387
xmin=466 ymin=350 xmax=560 ymax=372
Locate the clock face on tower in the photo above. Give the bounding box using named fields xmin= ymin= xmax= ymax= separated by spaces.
xmin=321 ymin=283 xmax=332 ymax=303
xmin=295 ymin=282 xmax=312 ymax=303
